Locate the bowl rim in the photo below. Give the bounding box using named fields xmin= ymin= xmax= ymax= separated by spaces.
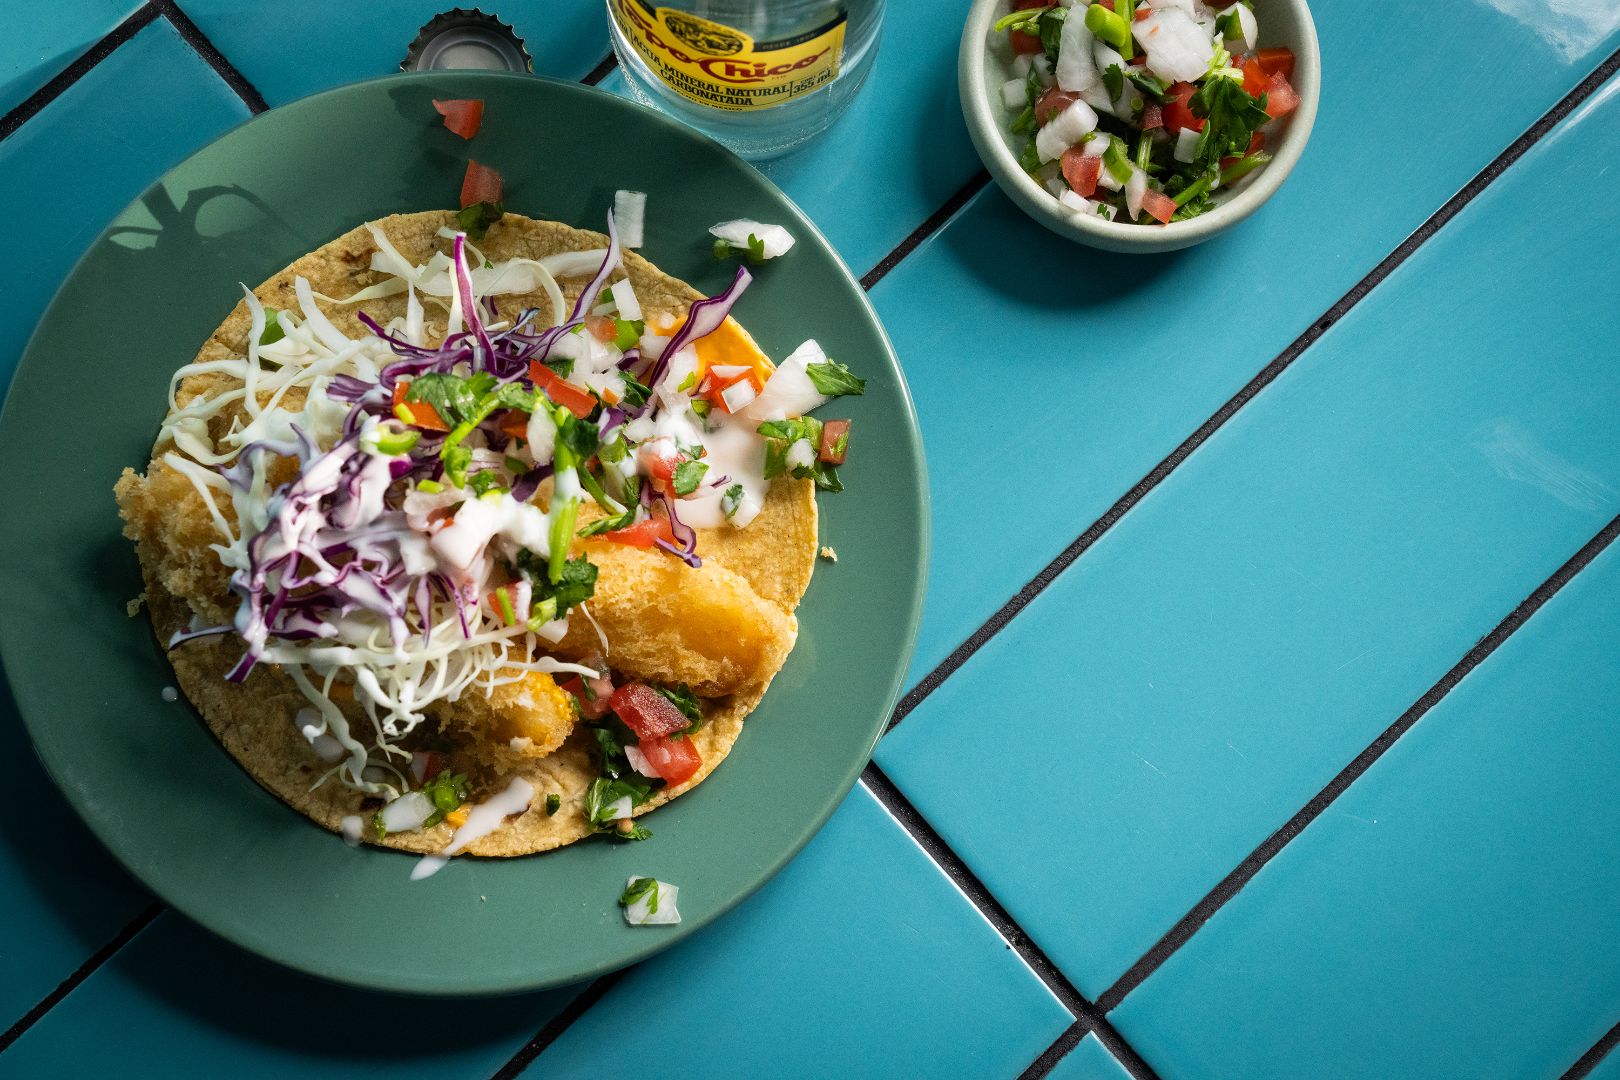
xmin=959 ymin=0 xmax=1321 ymax=252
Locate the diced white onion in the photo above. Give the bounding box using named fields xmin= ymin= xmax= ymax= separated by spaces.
xmin=623 ymin=878 xmax=681 ymax=926
xmin=379 ymin=791 xmax=435 ymax=834
xmin=612 ymin=278 xmax=643 ymax=320
xmin=1173 ymin=126 xmax=1200 ymax=163
xmin=738 ymin=340 xmax=830 ymax=422
xmin=1135 ymin=7 xmax=1214 ymax=83
xmin=1002 ymin=77 xmax=1027 ymax=109
xmin=709 ymin=220 xmax=795 ymax=259
xmin=708 ymin=364 xmax=751 ymax=379
xmin=721 ymin=379 xmax=760 ymax=415
xmin=614 ymin=190 xmax=646 ymax=248
xmin=605 ymin=796 xmax=634 ymax=821
xmin=623 ymin=745 xmax=662 ymax=779
xmin=1055 ymin=8 xmax=1099 ymax=91
xmin=1097 ymin=161 xmax=1124 ymax=191
xmin=1082 ymin=133 xmax=1109 ymax=158
xmin=786 ymin=439 xmax=816 ymax=470
xmin=1045 ymin=177 xmax=1069 ymax=198
xmin=1225 ymin=3 xmax=1257 ymax=52
xmin=1011 ymin=53 xmax=1033 ymax=78
xmin=1125 ymin=165 xmax=1148 ymax=220
xmin=1036 ymin=99 xmax=1098 ymax=163
xmin=1032 ymin=54 xmax=1054 ymax=85
xmin=1058 ymin=190 xmax=1095 ymax=214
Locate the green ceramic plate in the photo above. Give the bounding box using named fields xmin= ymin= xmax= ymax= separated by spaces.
xmin=0 ymin=73 xmax=926 ymax=993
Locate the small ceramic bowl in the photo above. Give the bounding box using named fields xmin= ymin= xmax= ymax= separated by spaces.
xmin=959 ymin=0 xmax=1320 ymax=253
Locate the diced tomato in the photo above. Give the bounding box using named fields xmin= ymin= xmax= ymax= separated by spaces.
xmin=1094 ymin=0 xmax=1114 ymax=8
xmin=1141 ymin=103 xmax=1164 ymax=131
xmin=584 ymin=315 xmax=617 ymax=343
xmin=819 ymin=419 xmax=851 ymax=465
xmin=637 ymin=442 xmax=680 ymax=491
xmin=637 ymin=734 xmax=702 ymax=785
xmin=498 ymin=409 xmax=530 ymax=440
xmin=605 ymin=515 xmax=677 ymax=549
xmin=1249 ymin=130 xmax=1266 ymax=154
xmin=527 ymin=360 xmax=597 ymax=419
xmin=460 ymin=159 xmax=503 ymax=209
xmin=1128 ymin=54 xmax=1147 ymax=66
xmin=1035 ymin=87 xmax=1081 ymax=125
xmin=1263 ymin=71 xmax=1299 ymax=119
xmin=1009 ymin=0 xmax=1046 ymax=54
xmin=1254 ymin=47 xmax=1295 ymax=79
xmin=392 ymin=380 xmax=408 ymax=407
xmin=425 ymin=505 xmax=457 ymax=530
xmin=610 ymin=683 xmax=690 ymax=739
xmin=699 ymin=367 xmax=763 ymax=415
xmin=1133 ymin=5 xmax=1150 ymax=18
xmin=1163 ymin=81 xmax=1204 ymax=133
xmin=394 ymin=397 xmax=448 ymax=431
xmin=432 ymin=98 xmax=484 ymax=140
xmin=559 ymin=675 xmax=613 ymax=719
xmin=1060 ymin=147 xmax=1102 ymax=197
xmin=1242 ymin=58 xmax=1269 ymax=98
xmin=1141 ymin=190 xmax=1177 ymax=224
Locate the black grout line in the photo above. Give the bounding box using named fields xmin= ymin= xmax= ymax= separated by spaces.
xmin=862 ymin=764 xmax=1162 ymax=1080
xmin=580 ymin=51 xmax=619 ymax=87
xmin=151 ymin=0 xmax=269 ymax=113
xmin=1095 ymin=510 xmax=1620 ymax=1013
xmin=488 ymin=969 xmax=627 ymax=1080
xmin=0 ymin=4 xmax=160 ymax=142
xmin=860 ymin=170 xmax=989 ymax=290
xmin=0 ymin=900 xmax=163 ymax=1053
xmin=1562 ymin=1018 xmax=1620 ymax=1079
xmin=884 ymin=41 xmax=1620 ymax=738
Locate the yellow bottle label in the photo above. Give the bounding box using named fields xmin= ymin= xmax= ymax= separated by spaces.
xmin=610 ymin=1 xmax=847 ymax=112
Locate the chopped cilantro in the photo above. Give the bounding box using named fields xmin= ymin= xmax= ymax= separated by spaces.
xmin=545 ymin=793 xmax=561 ymax=816
xmin=804 ymin=358 xmax=866 ymax=397
xmin=620 ymin=876 xmax=659 ymax=913
xmin=457 ymin=200 xmax=504 ymax=241
xmin=672 ymin=459 xmax=708 ymax=496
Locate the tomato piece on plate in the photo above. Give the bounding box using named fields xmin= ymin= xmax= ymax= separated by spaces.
xmin=460 ymin=159 xmax=503 ymax=209
xmin=611 ymin=684 xmax=691 ymax=739
xmin=636 ymin=734 xmax=702 ymax=785
xmin=1163 ymin=82 xmax=1204 ymax=133
xmin=559 ymin=675 xmax=613 ymax=719
xmin=1254 ymin=47 xmax=1295 ymax=79
xmin=1061 ymin=147 xmax=1102 ymax=197
xmin=1263 ymin=71 xmax=1299 ymax=118
xmin=1141 ymin=190 xmax=1177 ymax=224
xmin=432 ymin=98 xmax=484 ymax=139
xmin=528 ymin=360 xmax=597 ymax=419
xmin=1035 ymin=87 xmax=1081 ymax=125
xmin=819 ymin=419 xmax=851 ymax=465
xmin=605 ymin=516 xmax=678 ymax=549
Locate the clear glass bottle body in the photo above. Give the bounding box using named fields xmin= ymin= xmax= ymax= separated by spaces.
xmin=607 ymin=0 xmax=885 ymax=160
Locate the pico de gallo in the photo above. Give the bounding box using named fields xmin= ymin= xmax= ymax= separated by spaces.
xmin=994 ymin=0 xmax=1300 ymax=224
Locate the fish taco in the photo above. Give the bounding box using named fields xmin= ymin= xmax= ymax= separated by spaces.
xmin=115 ymin=206 xmax=862 ymax=870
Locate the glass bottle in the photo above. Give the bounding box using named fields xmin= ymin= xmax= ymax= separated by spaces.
xmin=607 ymin=0 xmax=885 ymax=160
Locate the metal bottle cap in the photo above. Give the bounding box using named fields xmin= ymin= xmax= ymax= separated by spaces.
xmin=402 ymin=8 xmax=533 ymax=73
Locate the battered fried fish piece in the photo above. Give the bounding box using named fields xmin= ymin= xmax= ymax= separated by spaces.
xmin=555 ymin=540 xmax=795 ymax=698
xmin=441 ymin=669 xmax=577 ymax=759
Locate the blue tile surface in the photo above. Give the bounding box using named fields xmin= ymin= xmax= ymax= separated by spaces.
xmin=0 ymin=16 xmax=247 ymax=1031
xmin=877 ymin=2 xmax=1620 ymax=685
xmin=0 ymin=0 xmax=137 ymax=115
xmin=176 ymin=0 xmax=609 ymax=107
xmin=878 ymin=74 xmax=1620 ymax=998
xmin=1588 ymin=1047 xmax=1620 ymax=1080
xmin=3 ymin=911 xmax=578 ymax=1076
xmin=1048 ymin=1035 xmax=1134 ymax=1080
xmin=598 ymin=0 xmax=979 ymax=277
xmin=1108 ymin=537 xmax=1620 ymax=1080
xmin=524 ymin=785 xmax=1072 ymax=1080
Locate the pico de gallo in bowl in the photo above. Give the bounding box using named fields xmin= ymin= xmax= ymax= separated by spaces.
xmin=961 ymin=0 xmax=1318 ymax=250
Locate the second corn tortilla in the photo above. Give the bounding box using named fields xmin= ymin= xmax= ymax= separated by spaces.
xmin=115 ymin=210 xmax=818 ymax=855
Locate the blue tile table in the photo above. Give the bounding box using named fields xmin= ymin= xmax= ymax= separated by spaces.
xmin=2 ymin=3 xmax=1619 ymax=1078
